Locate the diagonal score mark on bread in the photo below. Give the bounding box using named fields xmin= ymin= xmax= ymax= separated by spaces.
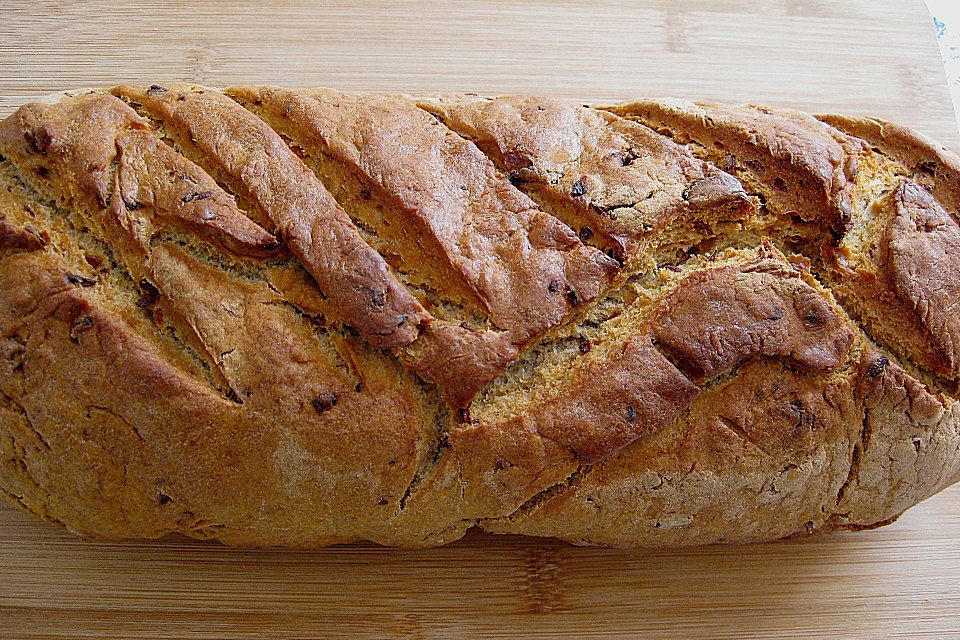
xmin=0 ymin=91 xmax=447 ymax=544
xmin=225 ymin=86 xmax=623 ymax=407
xmin=113 ymin=84 xmax=561 ymax=409
xmin=226 ymin=87 xmax=619 ymax=339
xmin=445 ymin=242 xmax=856 ymax=521
xmin=0 ymin=87 xmax=959 ymax=547
xmin=606 ymin=99 xmax=960 ymax=387
xmin=817 ymin=112 xmax=960 ymax=220
xmin=413 ymin=94 xmax=757 ymax=270
xmin=111 ymin=84 xmax=432 ymax=352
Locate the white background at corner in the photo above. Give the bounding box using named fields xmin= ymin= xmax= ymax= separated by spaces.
xmin=926 ymin=0 xmax=960 ymax=130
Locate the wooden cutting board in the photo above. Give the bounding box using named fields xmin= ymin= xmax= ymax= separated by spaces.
xmin=1 ymin=1 xmax=959 ymax=638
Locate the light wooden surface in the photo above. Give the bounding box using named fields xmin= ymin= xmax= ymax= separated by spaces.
xmin=0 ymin=0 xmax=958 ymax=147
xmin=1 ymin=487 xmax=960 ymax=639
xmin=1 ymin=1 xmax=959 ymax=638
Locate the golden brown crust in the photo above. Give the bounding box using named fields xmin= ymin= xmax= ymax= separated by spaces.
xmin=113 ymin=129 xmax=278 ymax=258
xmin=417 ymin=94 xmax=755 ymax=265
xmin=227 ymin=86 xmax=625 ymax=407
xmin=0 ymin=212 xmax=45 ymax=252
xmin=0 ymin=225 xmax=450 ymax=547
xmin=606 ymin=99 xmax=865 ymax=232
xmin=399 ymin=321 xmax=518 ymax=409
xmin=817 ymin=180 xmax=960 ymax=382
xmin=484 ymin=357 xmax=861 ymax=545
xmin=0 ymin=93 xmax=279 ymax=260
xmin=534 ymin=335 xmax=697 ymax=464
xmin=608 ymin=98 xmax=960 ymax=383
xmin=878 ymin=182 xmax=960 ymax=375
xmin=485 ymin=249 xmax=854 ymax=466
xmin=113 ymin=84 xmax=430 ymax=350
xmin=829 ymin=348 xmax=960 ymax=529
xmin=652 ymin=257 xmax=853 ymax=382
xmin=0 ymin=93 xmax=142 ymax=208
xmin=1 ymin=249 xmax=232 ymax=539
xmin=440 ymin=246 xmax=858 ymax=522
xmin=1 ymin=87 xmax=959 ymax=549
xmin=817 ymin=113 xmax=960 ymax=219
xmin=230 ymin=87 xmax=618 ymax=339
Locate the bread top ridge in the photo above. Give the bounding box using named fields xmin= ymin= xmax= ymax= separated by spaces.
xmin=0 ymin=86 xmax=959 ymax=547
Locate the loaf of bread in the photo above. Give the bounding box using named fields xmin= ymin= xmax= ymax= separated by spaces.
xmin=1 ymin=85 xmax=958 ymax=547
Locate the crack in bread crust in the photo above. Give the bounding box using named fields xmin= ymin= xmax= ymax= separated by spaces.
xmin=0 ymin=87 xmax=959 ymax=548
xmin=228 ymin=86 xmax=628 ymax=407
xmin=612 ymin=99 xmax=960 ymax=391
xmin=415 ymin=94 xmax=756 ymax=269
xmin=111 ymin=84 xmax=431 ymax=351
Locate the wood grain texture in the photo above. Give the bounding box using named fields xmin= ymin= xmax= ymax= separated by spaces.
xmin=0 ymin=0 xmax=957 ymax=147
xmin=1 ymin=487 xmax=960 ymax=639
xmin=1 ymin=0 xmax=959 ymax=638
